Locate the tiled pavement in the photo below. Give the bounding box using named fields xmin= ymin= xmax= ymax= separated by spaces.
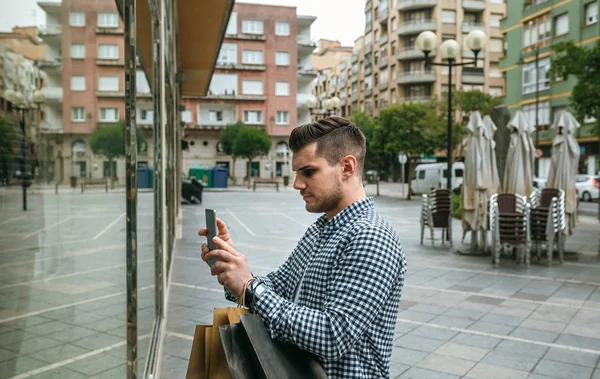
xmin=160 ymin=188 xmax=600 ymax=379
xmin=1 ymin=184 xmax=599 ymax=378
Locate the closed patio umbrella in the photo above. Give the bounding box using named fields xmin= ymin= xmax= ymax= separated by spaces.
xmin=547 ymin=111 xmax=580 ymax=234
xmin=503 ymin=111 xmax=535 ymax=197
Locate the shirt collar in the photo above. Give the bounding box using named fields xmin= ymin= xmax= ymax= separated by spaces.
xmin=315 ymin=197 xmax=373 ymax=231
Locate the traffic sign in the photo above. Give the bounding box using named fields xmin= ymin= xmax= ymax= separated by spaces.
xmin=398 ymin=154 xmax=408 ymax=164
xmin=535 ymin=149 xmax=543 ymax=158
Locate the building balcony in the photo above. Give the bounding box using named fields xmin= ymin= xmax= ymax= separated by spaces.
xmin=365 ymin=0 xmax=372 ymax=11
xmin=397 ymin=0 xmax=437 ymax=11
xmin=96 ymin=28 xmax=124 ymax=35
xmin=340 ymin=61 xmax=347 ymax=71
xmin=462 ymin=67 xmax=485 ymax=84
xmin=351 ymin=72 xmax=358 ymax=82
xmin=216 ymin=63 xmax=266 ymax=71
xmin=462 ymin=0 xmax=486 ymax=11
xmin=365 ymin=21 xmax=373 ymax=33
xmin=96 ymin=59 xmax=125 ymax=66
xmin=351 ymin=54 xmax=359 ymax=63
xmin=396 ymin=70 xmax=436 ymax=84
xmin=397 ymin=19 xmax=437 ymax=36
xmin=462 ymin=49 xmax=485 ymax=59
xmin=328 ymin=85 xmax=337 ymax=95
xmin=297 ymin=93 xmax=314 ymax=108
xmin=462 ymin=22 xmax=485 ymax=33
xmin=40 ymin=86 xmax=62 ymax=103
xmin=379 ymin=56 xmax=389 ymax=68
xmin=96 ymin=91 xmax=125 ymax=98
xmin=340 ymin=98 xmax=347 ymax=106
xmin=365 ymin=87 xmax=373 ymax=98
xmin=365 ymin=65 xmax=372 ymax=76
xmin=396 ymin=46 xmax=434 ymax=60
xmin=379 ymin=8 xmax=389 ymax=24
xmin=202 ymin=92 xmax=266 ymax=101
xmin=398 ymin=96 xmax=432 ymax=104
xmin=351 ymin=92 xmax=359 ymax=102
xmin=38 ymin=59 xmax=62 ymax=71
xmin=339 ymin=78 xmax=347 ymax=88
xmin=379 ymin=34 xmax=389 ymax=46
xmin=298 ymin=68 xmax=318 ymax=81
xmin=378 ymin=81 xmax=388 ymax=91
xmin=40 ymin=24 xmax=61 ymax=36
xmin=365 ymin=43 xmax=372 ymax=54
xmin=226 ymin=33 xmax=266 ymax=41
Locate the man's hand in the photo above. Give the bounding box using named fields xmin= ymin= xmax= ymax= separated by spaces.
xmin=198 ymin=218 xmax=235 ymax=248
xmin=202 ymin=236 xmax=253 ymax=298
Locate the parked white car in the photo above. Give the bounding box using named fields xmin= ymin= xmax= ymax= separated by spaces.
xmin=411 ymin=162 xmax=464 ymax=195
xmin=575 ymin=174 xmax=600 ymax=202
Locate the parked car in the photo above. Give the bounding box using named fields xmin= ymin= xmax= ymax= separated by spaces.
xmin=411 ymin=162 xmax=464 ymax=195
xmin=575 ymin=174 xmax=600 ymax=202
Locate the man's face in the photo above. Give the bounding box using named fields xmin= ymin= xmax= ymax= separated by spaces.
xmin=292 ymin=143 xmax=343 ymax=214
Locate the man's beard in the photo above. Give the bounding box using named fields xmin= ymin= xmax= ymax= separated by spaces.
xmin=305 ymin=181 xmax=343 ymax=215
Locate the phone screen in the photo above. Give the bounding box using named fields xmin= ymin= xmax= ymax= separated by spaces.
xmin=205 ymin=209 xmax=218 ymax=267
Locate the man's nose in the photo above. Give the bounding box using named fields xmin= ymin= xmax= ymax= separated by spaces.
xmin=293 ymin=176 xmax=305 ymax=190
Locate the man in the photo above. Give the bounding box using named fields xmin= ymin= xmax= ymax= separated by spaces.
xmin=199 ymin=117 xmax=407 ymax=378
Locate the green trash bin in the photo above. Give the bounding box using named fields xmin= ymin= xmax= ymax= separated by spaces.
xmin=188 ymin=166 xmax=213 ymax=188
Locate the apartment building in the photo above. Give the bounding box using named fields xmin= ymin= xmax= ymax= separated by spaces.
xmin=312 ymin=39 xmax=353 ymax=70
xmin=315 ymin=0 xmax=506 ymax=120
xmin=0 ymin=27 xmax=46 ymax=61
xmin=500 ymin=0 xmax=599 ymax=177
xmin=38 ymin=0 xmax=152 ymax=185
xmin=180 ymin=3 xmax=316 ymax=182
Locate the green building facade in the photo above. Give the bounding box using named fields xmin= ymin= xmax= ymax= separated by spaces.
xmin=500 ymin=0 xmax=599 ymax=177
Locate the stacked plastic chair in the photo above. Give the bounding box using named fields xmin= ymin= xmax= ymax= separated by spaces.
xmin=489 ymin=193 xmax=531 ymax=267
xmin=420 ymin=189 xmax=453 ymax=247
xmin=529 ymin=188 xmax=566 ymax=265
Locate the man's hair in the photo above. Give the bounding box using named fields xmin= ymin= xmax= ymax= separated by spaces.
xmin=289 ymin=116 xmax=366 ymax=176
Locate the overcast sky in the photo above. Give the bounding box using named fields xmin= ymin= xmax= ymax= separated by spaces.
xmin=0 ymin=0 xmax=364 ymax=47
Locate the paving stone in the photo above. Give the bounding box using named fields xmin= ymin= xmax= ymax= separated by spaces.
xmin=543 ymin=347 xmax=600 ymax=368
xmin=2 ymin=335 xmax=63 ymax=355
xmin=533 ymin=359 xmax=593 ymax=378
xmin=29 ymin=343 xmax=91 ymax=364
xmin=0 ymin=356 xmax=48 ymax=377
xmin=46 ymin=326 xmax=98 ymax=343
xmin=468 ymin=321 xmax=516 ymax=336
xmin=408 ymin=304 xmax=449 ymax=315
xmin=159 ymin=354 xmax=190 ymax=379
xmin=0 ymin=347 xmax=18 ymax=364
xmin=416 ymin=353 xmax=477 ymax=376
xmin=592 ymin=368 xmax=600 ymax=379
xmin=390 ymin=347 xmax=428 ymax=366
xmin=509 ymin=327 xmax=559 ymax=343
xmin=398 ymin=367 xmax=460 ymax=379
xmin=494 ymin=340 xmax=549 ymax=359
xmin=482 ymin=350 xmax=541 ymax=372
xmin=163 ymin=335 xmax=193 ymax=360
xmin=394 ymin=334 xmax=446 ymax=353
xmin=442 ymin=307 xmax=486 ymax=321
xmin=389 ymin=363 xmax=410 ymax=378
xmin=479 ymin=312 xmax=525 ymax=327
xmin=464 ymin=362 xmax=529 ymax=379
xmin=16 ymin=321 xmax=72 ymax=336
xmin=448 ymin=284 xmax=483 ymax=293
xmin=450 ymin=333 xmax=502 ymax=349
xmin=70 ymin=332 xmax=123 ymax=350
xmin=409 ymin=326 xmax=458 ymax=341
xmin=395 ymin=321 xmax=419 ymax=334
xmin=529 ymin=305 xmax=579 ymax=324
xmin=519 ymin=319 xmax=567 ymax=334
xmin=64 ymin=353 xmax=125 ymax=376
xmin=434 ymin=342 xmax=489 ymax=361
xmin=26 ymin=367 xmax=88 ymax=379
xmin=466 ymin=295 xmax=505 ymax=306
xmin=512 ymin=292 xmax=551 ymax=302
xmin=554 ymin=334 xmax=600 ymax=351
xmin=397 ymin=310 xmax=437 ymax=323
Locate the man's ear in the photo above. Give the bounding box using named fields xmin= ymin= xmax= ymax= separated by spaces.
xmin=341 ymin=155 xmax=357 ymax=179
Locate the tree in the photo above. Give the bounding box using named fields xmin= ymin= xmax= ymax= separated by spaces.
xmin=438 ymin=90 xmax=503 ymax=159
xmin=0 ymin=117 xmax=19 ymax=184
xmin=551 ymin=40 xmax=600 ymax=133
xmin=350 ymin=111 xmax=381 ymax=175
xmin=232 ymin=126 xmax=272 ymax=188
xmin=219 ymin=121 xmax=244 ymax=184
xmin=89 ymin=121 xmax=144 ymax=188
xmin=376 ymin=103 xmax=446 ymax=199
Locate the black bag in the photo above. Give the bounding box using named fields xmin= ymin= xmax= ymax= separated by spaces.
xmin=218 ymin=313 xmax=328 ymax=379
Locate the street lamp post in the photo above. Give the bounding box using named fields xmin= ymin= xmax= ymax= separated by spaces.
xmin=4 ymin=89 xmax=45 ymax=211
xmin=305 ymin=95 xmax=341 ymax=121
xmin=417 ymin=30 xmax=487 ymax=191
xmin=529 ymin=20 xmax=540 ymax=178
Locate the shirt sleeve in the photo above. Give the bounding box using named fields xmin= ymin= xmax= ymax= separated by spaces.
xmin=252 ymin=226 xmax=405 ymax=362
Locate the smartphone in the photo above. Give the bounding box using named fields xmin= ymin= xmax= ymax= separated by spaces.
xmin=205 ymin=209 xmax=218 ymax=267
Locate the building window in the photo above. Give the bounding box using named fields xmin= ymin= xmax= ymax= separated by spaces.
xmin=554 ymin=13 xmax=568 ymax=36
xmin=276 ymin=111 xmax=289 ymax=125
xmin=218 ymin=43 xmax=237 ymax=64
xmin=181 ymin=109 xmax=193 ymax=123
xmin=69 ymin=12 xmax=85 ymax=27
xmin=70 ymin=43 xmax=85 ymax=58
xmin=489 ymin=87 xmax=503 ymax=96
xmin=242 ymin=19 xmax=263 ymax=34
xmin=553 ymin=105 xmax=567 ymax=123
xmin=208 ymin=73 xmax=238 ymax=95
xmin=71 ymin=76 xmax=86 ymax=91
xmin=490 ymin=38 xmax=503 ymax=53
xmin=72 ymin=107 xmax=86 ymax=122
xmin=138 ymin=109 xmax=153 ymax=124
xmin=275 ymin=21 xmax=290 ymax=36
xmin=489 ymin=63 xmax=502 ymax=78
xmin=522 ymin=14 xmax=551 ymax=49
xmin=226 ymin=12 xmax=237 ymax=34
xmin=243 ymin=110 xmax=263 ymax=124
xmin=275 ymin=81 xmax=290 ymax=96
xmin=98 ymin=76 xmax=119 ymax=92
xmin=275 ymin=51 xmax=289 ymax=66
xmin=97 ymin=12 xmax=119 ymax=28
xmin=98 ymin=44 xmax=119 ymax=60
xmin=522 ymin=57 xmax=550 ymax=94
xmin=242 ymin=50 xmax=263 ymax=64
xmin=585 ymin=1 xmax=598 ymax=25
xmin=209 ymin=110 xmax=223 ymax=122
xmin=442 ymin=10 xmax=456 ymax=24
xmin=136 ymin=71 xmax=150 ymax=94
xmin=99 ymin=107 xmax=119 ymax=122
xmin=490 ymin=14 xmax=502 ymax=28
xmin=242 ymin=80 xmax=263 ymax=95
xmin=522 ymin=101 xmax=550 ymax=126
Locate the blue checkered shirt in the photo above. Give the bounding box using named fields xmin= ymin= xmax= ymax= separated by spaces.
xmin=226 ymin=197 xmax=407 ymax=378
